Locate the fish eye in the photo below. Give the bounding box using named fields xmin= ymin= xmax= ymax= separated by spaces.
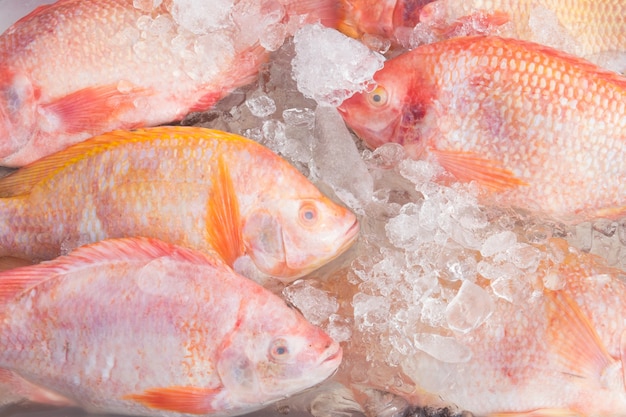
xmin=367 ymin=86 xmax=388 ymax=107
xmin=299 ymin=202 xmax=318 ymax=225
xmin=270 ymin=338 xmax=291 ymax=362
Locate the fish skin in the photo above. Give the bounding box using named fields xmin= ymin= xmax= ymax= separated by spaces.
xmin=397 ymin=239 xmax=626 ymax=416
xmin=0 ymin=126 xmax=359 ymax=282
xmin=338 ymin=35 xmax=626 ymax=220
xmin=0 ymin=0 xmax=339 ymax=167
xmin=0 ymin=237 xmax=343 ymax=416
xmin=418 ymin=0 xmax=626 ymax=66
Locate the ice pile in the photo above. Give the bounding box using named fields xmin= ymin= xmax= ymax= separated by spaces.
xmin=292 ymin=24 xmax=385 ymax=106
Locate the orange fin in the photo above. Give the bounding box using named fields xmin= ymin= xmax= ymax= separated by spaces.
xmin=544 ymin=290 xmax=614 ymax=380
xmin=0 ymin=238 xmax=217 ymax=304
xmin=42 ymin=84 xmax=149 ymax=135
xmin=205 ymin=157 xmax=244 ymax=267
xmin=432 ymin=149 xmax=528 ymax=191
xmin=0 ymin=126 xmax=242 ymax=198
xmin=124 ymin=386 xmax=220 ymax=414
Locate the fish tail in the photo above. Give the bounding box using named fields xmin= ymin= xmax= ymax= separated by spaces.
xmin=287 ymin=0 xmax=341 ymax=29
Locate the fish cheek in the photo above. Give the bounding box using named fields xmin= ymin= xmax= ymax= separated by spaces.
xmin=217 ymin=345 xmax=259 ymax=397
xmin=242 ymin=211 xmax=287 ymax=276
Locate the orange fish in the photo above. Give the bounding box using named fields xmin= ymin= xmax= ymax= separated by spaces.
xmin=0 ymin=126 xmax=359 ymax=282
xmin=0 ymin=0 xmax=338 ymax=167
xmin=0 ymin=237 xmax=342 ymax=416
xmin=339 ymin=238 xmax=626 ymax=416
xmin=338 ymin=35 xmax=626 ymax=220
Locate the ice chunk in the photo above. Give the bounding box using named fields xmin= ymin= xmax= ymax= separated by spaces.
xmin=292 ymin=24 xmax=385 ymax=106
xmin=245 ymin=94 xmax=276 ymax=118
xmin=480 ymin=231 xmax=517 ymax=257
xmin=133 ymin=0 xmax=163 ymax=12
xmin=312 ymin=106 xmax=374 ymax=212
xmin=326 ymin=314 xmax=353 ymax=343
xmin=169 ymin=0 xmax=234 ymax=34
xmin=363 ymin=143 xmax=406 ymax=170
xmin=445 ymin=280 xmax=494 ymax=333
xmin=412 ymin=333 xmax=472 ymax=363
xmin=528 ymin=6 xmax=580 ymax=58
xmin=353 ymin=293 xmax=390 ymax=332
xmin=283 ymin=107 xmax=315 ymax=128
xmin=283 ymin=280 xmax=339 ymax=326
xmin=490 ymin=275 xmax=531 ymax=304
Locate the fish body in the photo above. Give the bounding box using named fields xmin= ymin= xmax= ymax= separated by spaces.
xmin=418 ymin=0 xmax=626 ymax=66
xmin=338 ymin=35 xmax=626 ymax=219
xmin=0 ymin=126 xmax=359 ymax=281
xmin=0 ymin=237 xmax=342 ymax=416
xmin=395 ymin=239 xmax=626 ymax=416
xmin=0 ymin=0 xmax=337 ymax=167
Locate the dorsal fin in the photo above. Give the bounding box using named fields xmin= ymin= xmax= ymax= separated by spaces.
xmin=0 ymin=127 xmax=251 ymax=197
xmin=0 ymin=237 xmax=221 ymax=304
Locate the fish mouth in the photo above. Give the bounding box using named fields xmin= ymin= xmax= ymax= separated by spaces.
xmin=343 ymin=218 xmax=360 ymax=245
xmin=322 ymin=344 xmax=343 ymax=365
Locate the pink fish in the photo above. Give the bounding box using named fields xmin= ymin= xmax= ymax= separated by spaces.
xmin=0 ymin=0 xmax=338 ymax=167
xmin=0 ymin=237 xmax=342 ymax=416
xmin=338 ymin=35 xmax=626 ymax=220
xmin=0 ymin=126 xmax=359 ymax=282
xmin=339 ymin=238 xmax=626 ymax=416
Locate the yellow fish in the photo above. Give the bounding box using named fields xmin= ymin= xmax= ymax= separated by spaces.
xmin=0 ymin=126 xmax=359 ymax=282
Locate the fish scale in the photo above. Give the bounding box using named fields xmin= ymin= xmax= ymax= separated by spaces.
xmin=338 ymin=35 xmax=626 ymax=219
xmin=0 ymin=237 xmax=342 ymax=416
xmin=0 ymin=126 xmax=359 ymax=282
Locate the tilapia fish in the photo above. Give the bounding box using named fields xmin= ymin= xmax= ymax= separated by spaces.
xmin=350 ymin=238 xmax=626 ymax=416
xmin=0 ymin=237 xmax=342 ymax=416
xmin=418 ymin=0 xmax=626 ymax=70
xmin=338 ymin=35 xmax=626 ymax=220
xmin=338 ymin=0 xmax=626 ymax=71
xmin=0 ymin=0 xmax=338 ymax=167
xmin=0 ymin=126 xmax=359 ymax=282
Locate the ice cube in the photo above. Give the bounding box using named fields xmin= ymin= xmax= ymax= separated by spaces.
xmin=169 ymin=0 xmax=234 ymax=34
xmin=312 ymin=106 xmax=374 ymax=212
xmin=480 ymin=231 xmax=517 ymax=257
xmin=326 ymin=314 xmax=353 ymax=343
xmin=445 ymin=280 xmax=494 ymax=333
xmin=292 ymin=24 xmax=385 ymax=106
xmin=283 ymin=107 xmax=315 ymax=128
xmin=352 ymin=293 xmax=390 ymax=332
xmin=283 ymin=280 xmax=339 ymax=326
xmin=245 ymin=94 xmax=277 ymax=118
xmin=490 ymin=275 xmax=531 ymax=304
xmin=412 ymin=333 xmax=472 ymax=363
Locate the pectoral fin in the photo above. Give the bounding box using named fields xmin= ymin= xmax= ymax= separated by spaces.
xmin=544 ymin=290 xmax=615 ymax=381
xmin=124 ymin=386 xmax=220 ymax=414
xmin=205 ymin=156 xmax=244 ymax=267
xmin=432 ymin=149 xmax=528 ymax=191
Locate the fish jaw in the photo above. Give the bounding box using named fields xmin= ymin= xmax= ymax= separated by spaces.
xmin=243 ymin=198 xmax=359 ymax=281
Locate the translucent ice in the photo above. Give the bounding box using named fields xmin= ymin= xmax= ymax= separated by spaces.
xmin=481 ymin=231 xmax=517 ymax=257
xmin=292 ymin=24 xmax=385 ymax=106
xmin=283 ymin=280 xmax=339 ymax=326
xmin=169 ymin=0 xmax=234 ymax=34
xmin=312 ymin=106 xmax=374 ymax=212
xmin=246 ymin=94 xmax=277 ymax=118
xmin=412 ymin=333 xmax=472 ymax=363
xmin=445 ymin=280 xmax=494 ymax=333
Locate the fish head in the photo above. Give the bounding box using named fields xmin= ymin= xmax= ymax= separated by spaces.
xmin=338 ymin=54 xmax=434 ymax=157
xmin=217 ymin=304 xmax=342 ymax=404
xmin=0 ymin=69 xmax=38 ymax=165
xmin=242 ymin=196 xmax=359 ymax=281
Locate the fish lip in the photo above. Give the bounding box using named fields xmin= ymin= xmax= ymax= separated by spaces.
xmin=345 ymin=218 xmax=360 ymax=241
xmin=322 ymin=345 xmax=343 ymax=364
